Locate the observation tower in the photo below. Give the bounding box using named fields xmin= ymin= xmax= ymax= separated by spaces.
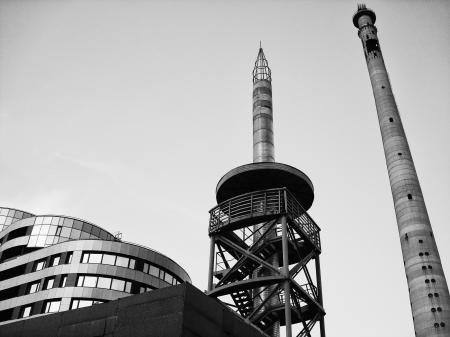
xmin=207 ymin=46 xmax=325 ymax=337
xmin=353 ymin=5 xmax=450 ymax=336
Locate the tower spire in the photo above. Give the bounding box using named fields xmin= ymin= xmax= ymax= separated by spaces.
xmin=252 ymin=45 xmax=274 ymax=162
xmin=253 ymin=45 xmax=272 ymax=84
xmin=353 ymin=6 xmax=450 ymax=336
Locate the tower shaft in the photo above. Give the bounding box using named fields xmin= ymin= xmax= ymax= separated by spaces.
xmin=252 ymin=47 xmax=280 ymax=337
xmin=353 ymin=6 xmax=450 ymax=336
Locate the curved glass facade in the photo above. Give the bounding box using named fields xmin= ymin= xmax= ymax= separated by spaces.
xmin=0 ymin=207 xmax=191 ymax=323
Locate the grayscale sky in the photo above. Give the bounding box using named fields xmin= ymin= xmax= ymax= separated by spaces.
xmin=0 ymin=1 xmax=449 ymax=336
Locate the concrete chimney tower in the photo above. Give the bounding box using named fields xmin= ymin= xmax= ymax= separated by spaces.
xmin=353 ymin=5 xmax=450 ymax=336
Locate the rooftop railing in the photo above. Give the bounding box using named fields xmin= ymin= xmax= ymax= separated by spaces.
xmin=209 ymin=187 xmax=320 ymax=250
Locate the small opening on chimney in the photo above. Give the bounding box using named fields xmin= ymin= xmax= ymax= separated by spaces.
xmin=408 ymin=194 xmax=412 ymax=200
xmin=389 ymin=117 xmax=394 ymax=122
xmin=418 ymin=239 xmax=423 ymax=243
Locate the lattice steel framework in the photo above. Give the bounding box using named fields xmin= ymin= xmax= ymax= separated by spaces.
xmin=207 ymin=188 xmax=325 ymax=337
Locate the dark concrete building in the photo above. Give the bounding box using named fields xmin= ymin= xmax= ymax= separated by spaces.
xmin=0 ymin=206 xmax=190 ymax=323
xmin=0 ymin=283 xmax=267 ymax=337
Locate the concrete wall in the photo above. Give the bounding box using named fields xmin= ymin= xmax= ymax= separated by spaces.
xmin=0 ymin=283 xmax=268 ymax=337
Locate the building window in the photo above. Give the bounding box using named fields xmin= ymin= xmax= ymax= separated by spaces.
xmin=115 ymin=256 xmax=129 ymax=268
xmin=60 ymin=275 xmax=68 ymax=287
xmin=34 ymin=260 xmax=46 ymax=272
xmin=102 ymin=254 xmax=116 ymax=265
xmin=65 ymin=252 xmax=73 ymax=264
xmin=70 ymin=298 xmax=105 ymax=310
xmin=43 ymin=277 xmax=55 ymax=290
xmin=43 ymin=299 xmax=61 ymax=313
xmin=50 ymin=255 xmax=61 ymax=267
xmin=111 ymin=279 xmax=125 ymax=292
xmin=97 ymin=277 xmax=112 ymax=289
xmin=77 ymin=275 xmax=97 ymax=287
xmin=20 ymin=305 xmax=33 ymax=318
xmin=27 ymin=281 xmax=40 ymax=294
xmin=76 ymin=275 xmax=132 ymax=293
xmin=55 ymin=226 xmax=62 ymax=236
xmin=149 ymin=265 xmax=159 ymax=277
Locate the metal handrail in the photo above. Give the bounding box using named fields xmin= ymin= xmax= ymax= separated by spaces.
xmin=209 ymin=187 xmax=320 ymax=250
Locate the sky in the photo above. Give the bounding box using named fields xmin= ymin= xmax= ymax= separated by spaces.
xmin=0 ymin=0 xmax=449 ymax=336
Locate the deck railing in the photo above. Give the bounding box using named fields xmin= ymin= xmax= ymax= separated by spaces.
xmin=209 ymin=187 xmax=320 ymax=250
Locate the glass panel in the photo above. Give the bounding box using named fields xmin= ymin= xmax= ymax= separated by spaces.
xmin=36 ymin=236 xmax=46 ymax=247
xmin=0 ymin=209 xmax=8 ymax=216
xmin=149 ymin=265 xmax=159 ymax=277
xmin=73 ymin=220 xmax=83 ymax=230
xmin=78 ymin=300 xmax=92 ymax=308
xmin=28 ymin=282 xmax=40 ymax=294
xmin=164 ymin=273 xmax=173 ymax=284
xmin=111 ymin=279 xmax=125 ymax=292
xmin=70 ymin=300 xmax=79 ymax=310
xmin=28 ymin=236 xmax=38 ymax=247
xmin=39 ymin=225 xmax=50 ymax=235
xmin=22 ymin=306 xmax=32 ymax=318
xmin=91 ymin=226 xmax=100 ymax=237
xmin=47 ymin=300 xmax=61 ymax=313
xmin=15 ymin=211 xmax=23 ymax=218
xmin=5 ymin=217 xmax=12 ymax=226
xmin=76 ymin=276 xmax=84 ymax=287
xmin=102 ymin=254 xmax=116 ymax=265
xmin=70 ymin=229 xmax=81 ymax=240
xmin=45 ymin=236 xmax=54 ymax=245
xmin=7 ymin=209 xmax=14 ymax=217
xmin=81 ymin=253 xmax=89 ymax=263
xmin=35 ymin=260 xmax=45 ymax=271
xmin=83 ymin=276 xmax=97 ymax=287
xmin=45 ymin=278 xmax=55 ymax=289
xmin=55 ymin=226 xmax=62 ymax=236
xmin=80 ymin=231 xmax=90 ymax=239
xmin=43 ymin=217 xmax=52 ymax=224
xmin=125 ymin=282 xmax=132 ymax=293
xmin=97 ymin=277 xmax=112 ymax=289
xmin=63 ymin=218 xmax=74 ymax=227
xmin=51 ymin=217 xmax=59 ymax=225
xmin=35 ymin=217 xmax=43 ymax=225
xmin=66 ymin=252 xmax=73 ymax=264
xmin=88 ymin=253 xmax=102 ymax=264
xmin=0 ymin=216 xmax=5 ymax=224
xmin=31 ymin=225 xmax=41 ymax=236
xmin=60 ymin=275 xmax=67 ymax=287
xmin=60 ymin=227 xmax=71 ymax=238
xmin=48 ymin=225 xmax=57 ymax=236
xmin=143 ymin=263 xmax=149 ymax=274
xmin=51 ymin=256 xmax=61 ymax=267
xmin=82 ymin=223 xmax=92 ymax=233
xmin=115 ymin=256 xmax=129 ymax=268
xmin=129 ymin=259 xmax=136 ymax=269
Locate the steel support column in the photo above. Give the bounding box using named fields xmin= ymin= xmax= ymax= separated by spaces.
xmin=281 ymin=214 xmax=292 ymax=337
xmin=315 ymin=255 xmax=325 ymax=337
xmin=208 ymin=237 xmax=215 ymax=291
